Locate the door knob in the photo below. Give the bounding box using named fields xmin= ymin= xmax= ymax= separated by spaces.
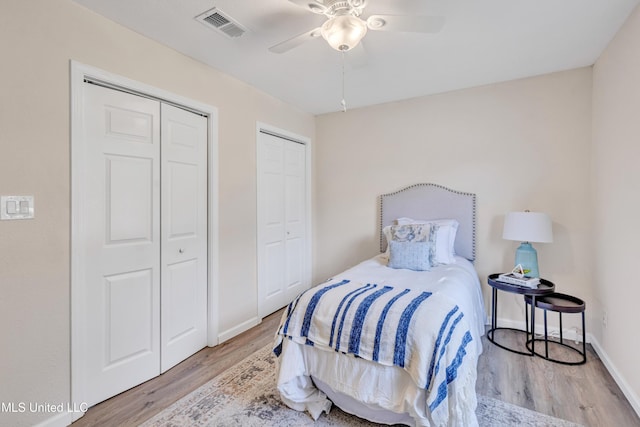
xmin=178 ymin=248 xmax=184 ymax=253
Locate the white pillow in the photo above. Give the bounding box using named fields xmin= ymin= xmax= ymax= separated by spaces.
xmin=395 ymin=217 xmax=459 ymax=265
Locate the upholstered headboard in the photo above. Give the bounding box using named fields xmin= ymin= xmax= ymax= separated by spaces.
xmin=380 ymin=183 xmax=477 ymax=262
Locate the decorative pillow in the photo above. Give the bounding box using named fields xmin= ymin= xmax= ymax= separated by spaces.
xmin=396 ymin=218 xmax=459 ymax=265
xmin=383 ymin=223 xmax=432 ymax=252
xmin=383 ymin=223 xmax=436 ymax=268
xmin=388 ymin=240 xmax=432 ymax=271
xmin=388 ymin=223 xmax=431 ymax=243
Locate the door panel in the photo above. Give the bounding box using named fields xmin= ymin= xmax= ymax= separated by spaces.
xmin=258 ymin=132 xmax=307 ymax=317
xmin=285 ymin=237 xmax=302 ymax=291
xmin=105 ymin=155 xmax=154 ymax=244
xmin=259 ymin=136 xmax=286 ymax=315
xmin=105 ymin=106 xmax=154 ymax=143
xmin=283 ymin=142 xmax=305 ymax=298
xmin=160 ymin=103 xmax=208 ymax=373
xmin=167 ymin=162 xmax=199 ymax=238
xmin=104 ymin=269 xmax=154 ymax=364
xmin=83 ymin=84 xmax=161 ymax=407
xmin=283 ymin=143 xmax=305 ymax=297
xmin=265 ymin=241 xmax=285 ymax=298
xmin=165 ymin=260 xmax=199 ymax=343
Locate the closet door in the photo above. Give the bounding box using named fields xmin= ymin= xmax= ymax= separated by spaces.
xmin=257 ymin=132 xmax=307 ymax=318
xmin=79 ymin=85 xmax=208 ymax=407
xmin=160 ymin=104 xmax=208 ymax=372
xmin=82 ymin=84 xmax=161 ymax=407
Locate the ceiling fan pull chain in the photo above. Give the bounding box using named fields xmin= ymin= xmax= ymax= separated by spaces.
xmin=341 ymin=50 xmax=347 ymax=112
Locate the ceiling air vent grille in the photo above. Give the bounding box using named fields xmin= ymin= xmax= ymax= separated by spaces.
xmin=196 ymin=8 xmax=247 ymax=38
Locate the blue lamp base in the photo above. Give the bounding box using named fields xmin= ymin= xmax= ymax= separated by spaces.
xmin=514 ymin=242 xmax=540 ymax=278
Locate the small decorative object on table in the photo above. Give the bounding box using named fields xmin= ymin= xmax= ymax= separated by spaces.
xmin=497 ymin=265 xmax=541 ymax=288
xmin=510 ymin=264 xmax=529 ymax=279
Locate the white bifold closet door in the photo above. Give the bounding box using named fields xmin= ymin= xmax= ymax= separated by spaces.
xmin=257 ymin=131 xmax=307 ymax=318
xmin=160 ymin=103 xmax=208 ymax=372
xmin=81 ymin=84 xmax=207 ymax=407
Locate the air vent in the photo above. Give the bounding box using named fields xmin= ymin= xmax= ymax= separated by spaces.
xmin=196 ymin=8 xmax=247 ymax=38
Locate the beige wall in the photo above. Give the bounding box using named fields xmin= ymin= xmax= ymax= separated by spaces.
xmin=2 ymin=0 xmax=639 ymax=424
xmin=0 ymin=1 xmax=314 ymax=425
xmin=315 ymin=68 xmax=593 ymax=335
xmin=592 ymin=4 xmax=640 ymax=411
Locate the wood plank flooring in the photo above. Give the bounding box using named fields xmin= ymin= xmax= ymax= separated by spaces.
xmin=73 ymin=311 xmax=640 ymax=426
xmin=72 ymin=311 xmax=283 ymax=427
xmin=478 ymin=328 xmax=640 ymax=426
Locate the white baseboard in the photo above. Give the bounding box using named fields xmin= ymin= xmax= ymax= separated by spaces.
xmin=493 ymin=317 xmax=589 ymax=344
xmin=32 ymin=411 xmax=73 ymax=427
xmin=217 ymin=316 xmax=261 ymax=344
xmin=589 ymin=336 xmax=640 ymax=418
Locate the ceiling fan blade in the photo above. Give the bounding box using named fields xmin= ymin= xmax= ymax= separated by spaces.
xmin=366 ymin=15 xmax=445 ymax=33
xmin=287 ymin=0 xmax=328 ymax=14
xmin=268 ymin=27 xmax=323 ymax=54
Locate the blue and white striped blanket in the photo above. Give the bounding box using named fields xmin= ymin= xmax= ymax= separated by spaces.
xmin=274 ymin=278 xmax=474 ymax=422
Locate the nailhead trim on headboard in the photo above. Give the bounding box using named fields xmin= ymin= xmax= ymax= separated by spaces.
xmin=379 ymin=183 xmax=477 ymax=261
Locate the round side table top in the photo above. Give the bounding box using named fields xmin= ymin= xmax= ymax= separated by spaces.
xmin=525 ymin=292 xmax=585 ymax=313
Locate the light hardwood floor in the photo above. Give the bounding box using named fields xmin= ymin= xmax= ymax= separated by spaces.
xmin=73 ymin=311 xmax=640 ymax=427
xmin=478 ymin=329 xmax=640 ymax=426
xmin=72 ymin=311 xmax=283 ymax=427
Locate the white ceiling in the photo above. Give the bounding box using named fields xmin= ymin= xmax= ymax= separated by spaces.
xmin=72 ymin=0 xmax=639 ymax=115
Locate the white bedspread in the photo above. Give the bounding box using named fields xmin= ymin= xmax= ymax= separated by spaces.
xmin=274 ymin=255 xmax=486 ymax=427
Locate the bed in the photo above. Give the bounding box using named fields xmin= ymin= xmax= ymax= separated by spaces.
xmin=273 ymin=183 xmax=486 ymax=427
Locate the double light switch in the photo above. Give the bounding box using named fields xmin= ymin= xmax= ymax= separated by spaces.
xmin=1 ymin=196 xmax=34 ymax=220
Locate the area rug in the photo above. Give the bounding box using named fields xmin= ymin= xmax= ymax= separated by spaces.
xmin=141 ymin=344 xmax=581 ymax=427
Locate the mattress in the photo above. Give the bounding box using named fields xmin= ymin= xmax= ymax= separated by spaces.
xmin=274 ymin=254 xmax=486 ymax=427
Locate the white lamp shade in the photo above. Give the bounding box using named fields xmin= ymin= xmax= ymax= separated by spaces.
xmin=321 ymin=15 xmax=368 ymax=51
xmin=502 ymin=211 xmax=553 ymax=243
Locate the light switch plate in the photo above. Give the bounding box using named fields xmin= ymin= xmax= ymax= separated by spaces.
xmin=1 ymin=196 xmax=34 ymax=220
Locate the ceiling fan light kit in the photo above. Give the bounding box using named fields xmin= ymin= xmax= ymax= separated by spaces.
xmin=321 ymin=15 xmax=368 ymax=51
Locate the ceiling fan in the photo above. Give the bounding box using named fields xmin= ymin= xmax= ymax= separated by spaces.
xmin=269 ymin=0 xmax=445 ymax=54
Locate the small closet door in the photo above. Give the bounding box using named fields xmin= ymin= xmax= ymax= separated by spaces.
xmin=257 ymin=131 xmax=307 ymax=318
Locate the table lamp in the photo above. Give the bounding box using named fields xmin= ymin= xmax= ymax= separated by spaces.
xmin=502 ymin=211 xmax=553 ymax=278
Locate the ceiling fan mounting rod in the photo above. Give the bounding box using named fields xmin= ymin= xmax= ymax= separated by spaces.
xmin=324 ymin=0 xmax=367 ymax=17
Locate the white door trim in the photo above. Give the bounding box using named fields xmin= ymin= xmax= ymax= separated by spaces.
xmin=256 ymin=122 xmax=312 ymax=319
xmin=70 ymin=61 xmax=219 ymax=421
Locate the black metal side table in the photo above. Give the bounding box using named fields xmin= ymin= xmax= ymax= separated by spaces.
xmin=524 ymin=292 xmax=587 ymax=365
xmin=487 ymin=274 xmax=555 ymax=356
